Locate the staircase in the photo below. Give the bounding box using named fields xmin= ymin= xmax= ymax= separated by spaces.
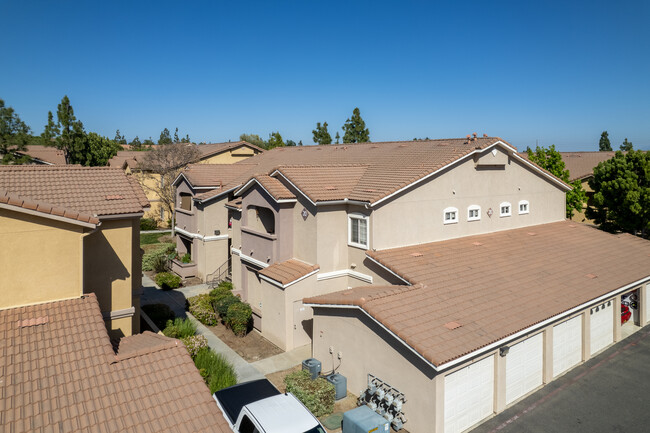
xmin=207 ymin=259 xmax=232 ymax=288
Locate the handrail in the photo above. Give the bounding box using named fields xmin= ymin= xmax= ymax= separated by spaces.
xmin=207 ymin=258 xmax=232 ymax=288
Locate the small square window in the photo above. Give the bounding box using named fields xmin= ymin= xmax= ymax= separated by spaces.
xmin=518 ymin=200 xmax=529 ymax=215
xmin=468 ymin=206 xmax=481 ymax=221
xmin=443 ymin=207 xmax=458 ymax=224
xmin=348 ymin=214 xmax=369 ymax=248
xmin=499 ymin=202 xmax=511 ymax=217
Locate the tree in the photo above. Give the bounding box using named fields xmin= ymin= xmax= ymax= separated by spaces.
xmin=114 ymin=130 xmax=127 ymax=145
xmin=41 ymin=111 xmax=59 ymax=146
xmin=143 ymin=137 xmax=155 ymax=146
xmin=342 ymin=107 xmax=370 ymax=143
xmin=0 ymin=98 xmax=31 ymax=164
xmin=85 ymin=132 xmax=122 ymax=166
xmin=620 ymin=138 xmax=633 ymax=151
xmin=527 ymin=145 xmax=587 ymax=219
xmin=182 ymin=134 xmax=191 ymax=143
xmin=239 ymin=133 xmax=265 ymax=148
xmin=599 ymin=131 xmax=612 ymax=151
xmin=53 ymin=96 xmax=88 ymax=164
xmin=138 ymin=143 xmax=201 ymax=233
xmin=173 ymin=128 xmax=179 ymax=143
xmin=266 ymin=131 xmax=284 ymax=149
xmin=286 ymin=139 xmax=297 ymax=146
xmin=298 ymin=140 xmax=303 ymax=146
xmin=312 ymin=122 xmax=332 ymax=145
xmin=159 ymin=128 xmax=172 ymax=145
xmin=335 ymin=132 xmax=340 ymax=144
xmin=130 ymin=136 xmax=144 ymax=151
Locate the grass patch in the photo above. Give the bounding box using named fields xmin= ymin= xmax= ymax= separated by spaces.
xmin=163 ymin=318 xmax=196 ymax=338
xmin=194 ymin=348 xmax=238 ymax=393
xmin=141 ymin=232 xmax=165 ymax=245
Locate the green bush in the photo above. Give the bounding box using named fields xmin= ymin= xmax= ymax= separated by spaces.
xmin=181 ymin=253 xmax=191 ymax=263
xmin=284 ymin=370 xmax=335 ymax=417
xmin=226 ymin=302 xmax=252 ymax=337
xmin=141 ymin=303 xmax=175 ymax=330
xmin=215 ymin=294 xmax=240 ymax=318
xmin=181 ymin=335 xmax=209 ymax=358
xmin=142 ymin=243 xmax=175 ymax=271
xmin=155 ymin=272 xmax=182 ymax=290
xmin=140 ymin=218 xmax=158 ymax=231
xmin=194 ymin=348 xmax=238 ymax=393
xmin=188 ymin=294 xmax=219 ymax=326
xmin=162 ymin=317 xmax=196 ymax=339
xmin=209 ymin=286 xmax=232 ymax=300
xmin=217 ymin=280 xmax=234 ymax=291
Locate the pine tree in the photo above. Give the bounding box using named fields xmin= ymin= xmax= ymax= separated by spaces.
xmin=342 ymin=108 xmax=370 ymax=143
xmin=0 ymin=99 xmax=31 ymax=164
xmin=182 ymin=134 xmax=191 ymax=143
xmin=42 ymin=111 xmax=59 ymax=146
xmin=173 ymin=128 xmax=179 ymax=143
xmin=114 ymin=129 xmax=127 ymax=145
xmin=55 ymin=96 xmax=87 ymax=164
xmin=159 ymin=128 xmax=172 ymax=145
xmin=130 ymin=136 xmax=143 ymax=150
xmin=312 ymin=122 xmax=332 ymax=145
xmin=335 ymin=132 xmax=340 ymax=144
xmin=266 ymin=132 xmax=284 ymax=149
xmin=599 ymin=131 xmax=612 ymax=151
xmin=620 ymin=138 xmax=633 ymax=151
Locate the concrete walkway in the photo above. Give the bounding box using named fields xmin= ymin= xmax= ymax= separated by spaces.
xmin=140 ymin=274 xmax=310 ymax=382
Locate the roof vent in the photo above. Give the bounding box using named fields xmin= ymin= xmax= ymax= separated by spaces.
xmin=444 ymin=321 xmax=462 ymax=330
xmin=585 ymin=273 xmax=598 ymax=279
xmin=472 ymin=241 xmax=483 ymax=246
xmin=483 ymin=134 xmax=488 ymax=138
xmin=527 ymin=232 xmax=536 ymax=236
xmin=325 ymin=186 xmax=337 ymax=190
xmin=410 ymin=252 xmax=423 ymax=257
xmin=18 ymin=316 xmax=49 ymax=328
xmin=371 ymin=145 xmax=379 ymax=149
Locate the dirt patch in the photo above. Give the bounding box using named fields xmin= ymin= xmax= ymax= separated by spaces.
xmin=266 ymin=365 xmax=301 ymax=393
xmin=159 ymin=234 xmax=173 ymax=243
xmin=208 ymin=324 xmax=283 ymax=362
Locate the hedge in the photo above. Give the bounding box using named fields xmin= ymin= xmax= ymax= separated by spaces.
xmin=162 ymin=318 xmax=196 ymax=339
xmin=194 ymin=348 xmax=238 ymax=393
xmin=284 ymin=370 xmax=335 ymax=417
xmin=226 ymin=302 xmax=252 ymax=337
xmin=188 ymin=294 xmax=219 ymax=326
xmin=155 ymin=272 xmax=182 ymax=290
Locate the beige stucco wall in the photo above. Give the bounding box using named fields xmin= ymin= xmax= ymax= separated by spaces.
xmin=198 ymin=146 xmax=261 ymax=164
xmin=0 ymin=209 xmax=85 ymax=309
xmin=372 ymin=147 xmax=567 ymax=250
xmin=313 ymin=308 xmax=437 ymax=433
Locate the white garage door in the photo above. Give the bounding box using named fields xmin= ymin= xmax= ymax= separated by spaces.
xmin=590 ymin=301 xmax=613 ymax=355
xmin=444 ymin=355 xmax=494 ymax=433
xmin=505 ymin=333 xmax=543 ymax=405
xmin=553 ymin=316 xmax=582 ymax=378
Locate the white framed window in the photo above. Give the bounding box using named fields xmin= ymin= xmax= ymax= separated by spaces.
xmin=518 ymin=200 xmax=529 ymax=215
xmin=500 ymin=202 xmax=511 ymax=217
xmin=443 ymin=207 xmax=459 ymax=224
xmin=348 ymin=213 xmax=369 ymax=249
xmin=467 ymin=205 xmax=481 ymax=222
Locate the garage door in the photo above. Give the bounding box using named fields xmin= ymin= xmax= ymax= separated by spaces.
xmin=553 ymin=316 xmax=582 ymax=378
xmin=590 ymin=301 xmax=613 ymax=355
xmin=505 ymin=333 xmax=543 ymax=405
xmin=444 ymin=355 xmax=494 ymax=433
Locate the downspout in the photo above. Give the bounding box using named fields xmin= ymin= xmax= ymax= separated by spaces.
xmin=80 ymin=223 xmax=101 ymax=297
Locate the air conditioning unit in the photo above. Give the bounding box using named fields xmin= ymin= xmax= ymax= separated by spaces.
xmin=342 ymin=406 xmax=389 ymax=433
xmin=301 ymin=358 xmax=321 ymax=380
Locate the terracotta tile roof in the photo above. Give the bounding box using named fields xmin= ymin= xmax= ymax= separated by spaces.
xmin=259 ymin=259 xmax=320 ymax=285
xmin=0 ymin=188 xmax=100 ymax=226
xmin=307 ymin=221 xmax=650 ymax=367
xmin=248 ymin=175 xmax=296 ymax=201
xmin=0 ymin=294 xmax=229 ymax=432
xmin=194 ymin=137 xmax=553 ymax=204
xmin=225 ymin=197 xmax=242 ymax=210
xmin=108 ymin=150 xmax=145 ymax=168
xmin=181 ymin=163 xmax=258 ymax=188
xmin=559 ymin=151 xmax=619 ymax=181
xmin=197 ymin=141 xmax=265 ymax=158
xmin=0 ymin=165 xmax=149 ymax=217
xmin=16 ymin=145 xmax=67 ymax=165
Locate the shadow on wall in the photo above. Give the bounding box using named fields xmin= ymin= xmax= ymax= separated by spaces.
xmin=83 ymin=229 xmax=130 ymax=317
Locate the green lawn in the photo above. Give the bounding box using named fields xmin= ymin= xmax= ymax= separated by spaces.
xmin=141 ymin=232 xmax=166 ymax=245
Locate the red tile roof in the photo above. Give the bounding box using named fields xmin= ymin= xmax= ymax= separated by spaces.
xmin=559 ymin=151 xmax=619 ymax=181
xmin=0 ymin=188 xmax=100 ymax=226
xmin=0 ymin=294 xmax=230 ymax=432
xmin=0 ymin=166 xmax=149 ymax=217
xmin=16 ymin=145 xmax=67 ymax=165
xmin=180 ymin=163 xmax=257 ymax=188
xmin=243 ymin=175 xmax=296 ymax=201
xmin=259 ymin=259 xmax=320 ymax=285
xmin=306 ymin=221 xmax=650 ymax=367
xmin=108 ymin=150 xmax=145 ymax=168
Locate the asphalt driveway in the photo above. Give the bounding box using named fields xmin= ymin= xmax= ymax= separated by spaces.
xmin=471 ymin=326 xmax=650 ymax=433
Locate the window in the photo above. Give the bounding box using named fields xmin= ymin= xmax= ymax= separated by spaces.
xmin=518 ymin=200 xmax=529 ymax=215
xmin=348 ymin=213 xmax=369 ymax=248
xmin=238 ymin=415 xmax=258 ymax=433
xmin=443 ymin=207 xmax=459 ymax=224
xmin=467 ymin=205 xmax=481 ymax=222
xmin=500 ymin=202 xmax=511 ymax=217
xmin=180 ymin=193 xmax=192 ymax=211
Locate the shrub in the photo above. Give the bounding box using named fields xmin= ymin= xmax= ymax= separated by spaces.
xmin=141 ymin=303 xmax=175 ymax=330
xmin=155 ymin=272 xmax=182 ymax=290
xmin=226 ymin=302 xmax=252 ymax=336
xmin=217 ymin=280 xmax=234 ymax=291
xmin=194 ymin=348 xmax=238 ymax=393
xmin=162 ymin=317 xmax=196 ymax=339
xmin=142 ymin=243 xmax=175 ymax=271
xmin=209 ymin=286 xmax=232 ymax=300
xmin=180 ymin=335 xmax=208 ymax=358
xmin=140 ymin=218 xmax=158 ymax=231
xmin=181 ymin=253 xmax=191 ymax=263
xmin=284 ymin=370 xmax=335 ymax=417
xmin=188 ymin=294 xmax=219 ymax=326
xmin=215 ymin=294 xmax=240 ymax=318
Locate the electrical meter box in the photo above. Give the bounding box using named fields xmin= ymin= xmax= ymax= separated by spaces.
xmin=342 ymin=405 xmax=390 ymax=433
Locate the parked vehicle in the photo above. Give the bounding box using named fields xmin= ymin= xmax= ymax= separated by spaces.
xmin=621 ymin=304 xmax=632 ymax=324
xmin=213 ymin=379 xmax=327 ymax=433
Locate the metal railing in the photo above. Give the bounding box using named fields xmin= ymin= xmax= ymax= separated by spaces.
xmin=206 ymin=259 xmax=232 ymax=288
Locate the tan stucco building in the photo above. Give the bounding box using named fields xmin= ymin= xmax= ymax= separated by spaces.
xmin=0 ymin=166 xmax=149 ymax=338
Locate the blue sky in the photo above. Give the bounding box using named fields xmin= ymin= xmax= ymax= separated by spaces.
xmin=1 ymin=0 xmax=648 ymax=150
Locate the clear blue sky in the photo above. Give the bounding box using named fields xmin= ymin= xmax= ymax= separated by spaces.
xmin=2 ymin=0 xmax=648 ymax=151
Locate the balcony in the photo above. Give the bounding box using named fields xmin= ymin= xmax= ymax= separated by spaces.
xmin=241 ymin=226 xmax=277 ymax=265
xmin=175 ymin=207 xmax=196 ymax=234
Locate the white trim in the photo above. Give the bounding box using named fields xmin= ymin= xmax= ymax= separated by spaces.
xmin=259 ymin=268 xmax=320 ymax=289
xmin=467 ymin=205 xmax=481 ymax=222
xmin=225 ymin=204 xmax=243 ymax=212
xmin=365 ymin=254 xmax=411 ymax=285
xmin=499 ymin=202 xmax=512 ymax=217
xmin=348 ymin=213 xmax=369 ymax=249
xmin=518 ymin=200 xmax=530 ymax=215
xmin=174 ymin=226 xmax=229 ymax=242
xmin=231 ymin=247 xmax=241 ymax=256
xmin=316 ymin=269 xmax=374 ymax=284
xmin=99 ymin=212 xmax=144 ymax=220
xmin=237 ymin=251 xmax=269 ymax=268
xmin=0 ymin=202 xmax=98 ymax=229
xmin=443 ymin=207 xmax=459 ymax=225
xmin=196 ymin=186 xmax=239 ymax=204
xmin=270 ymin=170 xmax=316 ymax=206
xmin=102 ymin=306 xmax=136 ymax=320
xmin=234 ymin=177 xmax=297 ymax=204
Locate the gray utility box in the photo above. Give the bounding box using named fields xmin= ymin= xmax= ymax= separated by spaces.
xmin=326 ymin=373 xmax=347 ymax=400
xmin=342 ymin=406 xmax=390 ymax=433
xmin=302 ymin=358 xmax=321 ymax=380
